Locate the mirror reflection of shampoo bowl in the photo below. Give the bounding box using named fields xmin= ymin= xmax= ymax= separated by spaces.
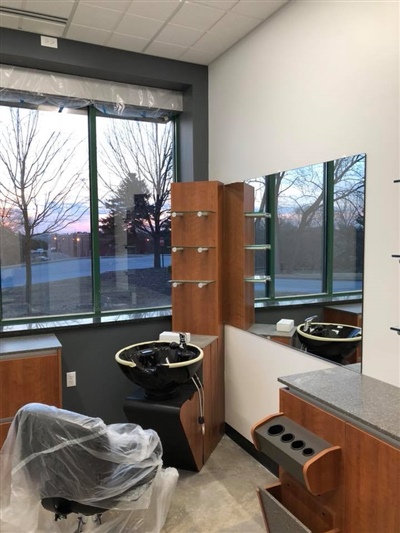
xmin=115 ymin=340 xmax=204 ymax=400
xmin=296 ymin=322 xmax=362 ymax=363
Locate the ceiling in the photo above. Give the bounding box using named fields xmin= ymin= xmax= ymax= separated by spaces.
xmin=0 ymin=0 xmax=289 ymax=65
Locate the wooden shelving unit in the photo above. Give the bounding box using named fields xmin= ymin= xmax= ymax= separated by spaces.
xmin=223 ymin=183 xmax=256 ymax=330
xmin=171 ymin=181 xmax=223 ymax=337
xmin=170 ymin=182 xmax=225 ymax=469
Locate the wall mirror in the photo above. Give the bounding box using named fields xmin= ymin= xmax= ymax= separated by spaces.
xmin=245 ymin=153 xmax=366 ymax=368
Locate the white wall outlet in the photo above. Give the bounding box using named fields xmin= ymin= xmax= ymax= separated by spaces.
xmin=40 ymin=35 xmax=58 ymax=49
xmin=66 ymin=371 xmax=76 ymax=387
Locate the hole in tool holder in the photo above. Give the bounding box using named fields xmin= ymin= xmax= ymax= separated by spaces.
xmin=281 ymin=433 xmax=295 ymax=443
xmin=302 ymin=447 xmax=315 ymax=456
xmin=290 ymin=440 xmax=305 ymax=450
xmin=267 ymin=424 xmax=285 ymax=436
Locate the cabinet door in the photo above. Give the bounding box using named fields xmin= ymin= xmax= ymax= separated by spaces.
xmin=203 ymin=339 xmax=225 ymax=461
xmin=344 ymin=424 xmax=400 ymax=532
xmin=0 ymin=352 xmax=61 ymax=418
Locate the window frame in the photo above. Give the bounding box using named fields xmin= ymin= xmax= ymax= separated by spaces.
xmin=254 ymin=158 xmax=364 ymax=306
xmin=0 ymin=102 xmax=177 ymax=327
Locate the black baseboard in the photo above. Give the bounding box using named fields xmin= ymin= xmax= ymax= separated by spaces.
xmin=225 ymin=423 xmax=279 ymax=477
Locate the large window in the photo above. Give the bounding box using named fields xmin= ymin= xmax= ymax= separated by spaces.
xmin=0 ymin=104 xmax=174 ymax=323
xmin=248 ymin=154 xmax=365 ymax=302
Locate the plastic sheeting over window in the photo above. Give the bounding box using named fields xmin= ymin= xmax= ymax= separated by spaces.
xmin=0 ymin=403 xmax=178 ymax=532
xmin=0 ymin=64 xmax=183 ymax=121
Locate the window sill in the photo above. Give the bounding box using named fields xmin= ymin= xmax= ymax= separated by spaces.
xmin=255 ymin=293 xmax=362 ymax=310
xmin=0 ymin=308 xmax=172 ymax=337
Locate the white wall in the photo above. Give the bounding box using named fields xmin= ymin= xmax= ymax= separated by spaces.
xmin=225 ymin=325 xmax=335 ymax=441
xmin=209 ymin=0 xmax=399 ymax=436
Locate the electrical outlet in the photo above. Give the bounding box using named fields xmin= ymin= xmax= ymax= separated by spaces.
xmin=66 ymin=371 xmax=76 ymax=387
xmin=40 ymin=35 xmax=58 ymax=49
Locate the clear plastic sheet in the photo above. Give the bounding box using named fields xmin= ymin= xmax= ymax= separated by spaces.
xmin=0 ymin=403 xmax=178 ymax=532
xmin=0 ymin=64 xmax=183 ymax=120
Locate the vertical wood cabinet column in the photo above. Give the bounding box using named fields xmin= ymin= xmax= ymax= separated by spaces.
xmin=170 ymin=182 xmax=225 ymax=465
xmin=223 ymin=182 xmax=256 ymax=330
xmin=0 ymin=334 xmax=62 ymax=447
xmin=171 ymin=181 xmax=223 ymax=337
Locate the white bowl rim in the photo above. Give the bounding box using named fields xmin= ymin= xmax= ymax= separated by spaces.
xmin=115 ymin=340 xmax=204 ymax=368
xmin=297 ymin=322 xmax=362 ymax=342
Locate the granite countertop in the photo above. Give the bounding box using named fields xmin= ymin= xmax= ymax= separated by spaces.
xmin=0 ymin=333 xmax=62 ymax=356
xmin=190 ymin=334 xmax=218 ymax=348
xmin=278 ymin=367 xmax=400 ymax=446
xmin=324 ymin=303 xmax=362 ymax=314
xmin=248 ymin=323 xmax=296 ymax=338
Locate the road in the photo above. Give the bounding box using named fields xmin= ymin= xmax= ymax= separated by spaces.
xmin=1 ymin=255 xmax=362 ymax=294
xmin=1 ymin=255 xmax=172 ymax=288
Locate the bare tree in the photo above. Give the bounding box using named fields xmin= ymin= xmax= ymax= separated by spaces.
xmin=99 ymin=119 xmax=173 ymax=268
xmin=0 ymin=107 xmax=88 ymax=311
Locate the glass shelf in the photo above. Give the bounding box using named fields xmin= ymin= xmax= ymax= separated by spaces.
xmin=244 ymin=244 xmax=271 ymax=250
xmin=244 ymin=275 xmax=271 ymax=283
xmin=171 ymin=210 xmax=214 ymax=218
xmin=390 ymin=326 xmax=400 ymax=334
xmin=169 ymin=280 xmax=215 ymax=288
xmin=244 ymin=212 xmax=271 ymax=218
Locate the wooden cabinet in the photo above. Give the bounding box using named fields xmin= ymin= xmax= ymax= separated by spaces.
xmin=254 ymin=388 xmax=400 ymax=532
xmin=344 ymin=424 xmax=400 ymax=532
xmin=0 ymin=334 xmax=62 ymax=447
xmin=202 ymin=337 xmax=224 ymax=461
xmin=170 ymin=183 xmax=225 ymax=467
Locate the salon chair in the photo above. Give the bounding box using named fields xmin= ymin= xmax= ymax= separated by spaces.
xmin=0 ymin=403 xmax=178 ymax=532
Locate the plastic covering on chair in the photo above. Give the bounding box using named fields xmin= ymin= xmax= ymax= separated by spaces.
xmin=0 ymin=403 xmax=179 ymax=533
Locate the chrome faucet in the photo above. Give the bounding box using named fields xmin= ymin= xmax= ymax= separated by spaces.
xmin=304 ymin=315 xmax=318 ymax=332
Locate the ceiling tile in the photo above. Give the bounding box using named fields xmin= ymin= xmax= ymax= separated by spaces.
xmin=210 ymin=11 xmax=261 ymax=40
xmin=155 ymin=23 xmax=204 ymax=48
xmin=169 ymin=1 xmax=225 ymax=31
xmin=179 ymin=46 xmax=217 ymax=65
xmin=23 ymin=0 xmax=75 ymax=19
xmin=80 ymin=0 xmax=131 ymax=11
xmin=191 ymin=0 xmax=238 ymax=10
xmin=0 ymin=0 xmax=24 ymax=8
xmin=145 ymin=40 xmax=187 ymax=61
xmin=232 ymin=0 xmax=288 ymax=20
xmin=127 ymin=0 xmax=181 ymax=22
xmin=66 ymin=24 xmax=112 ymax=45
xmin=115 ymin=13 xmax=163 ymax=39
xmin=108 ymin=32 xmax=148 ymax=53
xmin=72 ymin=4 xmax=122 ymax=31
xmin=0 ymin=11 xmax=19 ymax=29
xmin=21 ymin=17 xmax=66 ymax=37
xmin=191 ymin=29 xmax=238 ymax=55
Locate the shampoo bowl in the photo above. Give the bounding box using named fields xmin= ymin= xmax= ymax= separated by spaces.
xmin=115 ymin=340 xmax=203 ymax=400
xmin=296 ymin=322 xmax=362 ymax=362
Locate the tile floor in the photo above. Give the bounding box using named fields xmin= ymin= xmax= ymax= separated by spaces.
xmin=162 ymin=435 xmax=278 ymax=533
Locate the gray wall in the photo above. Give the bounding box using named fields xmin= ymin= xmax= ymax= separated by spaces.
xmin=0 ymin=28 xmax=208 ymax=182
xmin=56 ymin=316 xmax=172 ymax=423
